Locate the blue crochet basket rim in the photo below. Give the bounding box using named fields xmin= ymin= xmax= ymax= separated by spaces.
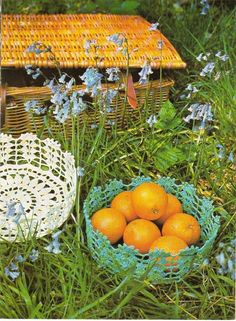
xmin=84 ymin=176 xmax=220 ymax=283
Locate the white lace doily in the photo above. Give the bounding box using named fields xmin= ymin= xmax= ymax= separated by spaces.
xmin=0 ymin=133 xmax=76 ymax=241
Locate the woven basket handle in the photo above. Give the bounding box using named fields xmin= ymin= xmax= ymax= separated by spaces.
xmin=0 ymin=86 xmax=7 ymax=129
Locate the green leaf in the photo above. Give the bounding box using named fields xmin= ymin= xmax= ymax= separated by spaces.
xmin=154 ymin=144 xmax=186 ymax=173
xmin=156 ymin=100 xmax=182 ymax=130
xmin=121 ymin=0 xmax=140 ymax=13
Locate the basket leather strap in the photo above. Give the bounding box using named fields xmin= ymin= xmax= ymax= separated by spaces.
xmin=122 ymin=72 xmax=138 ymax=109
xmin=0 ymin=86 xmax=7 ymax=129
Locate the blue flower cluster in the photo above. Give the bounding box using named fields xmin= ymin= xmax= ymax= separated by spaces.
xmin=6 ymin=201 xmax=26 ymax=224
xmin=26 ymin=42 xmax=51 ymax=55
xmin=216 ymin=144 xmax=234 ymax=162
xmin=80 ymin=68 xmax=103 ymax=97
xmin=215 ymin=240 xmax=236 ymax=280
xmin=107 ymin=33 xmax=125 ymax=49
xmin=138 ymin=61 xmax=153 ymax=84
xmin=148 ymin=22 xmax=159 ymax=31
xmin=24 ymin=100 xmax=47 ymax=115
xmin=25 ymin=65 xmax=41 ymax=79
xmin=200 ymin=0 xmax=210 ymax=15
xmin=4 ymin=248 xmax=39 ymax=281
xmin=197 ymin=50 xmax=229 ymax=79
xmin=45 ymin=230 xmax=63 ymax=254
xmin=184 ymin=103 xmax=213 ymax=130
xmin=84 ymin=39 xmax=97 ymax=55
xmin=146 ymin=115 xmax=157 ymax=128
xmin=4 ymin=263 xmax=20 ymax=281
xmin=101 ymin=89 xmax=118 ymax=113
xmin=106 ymin=68 xmax=120 ymax=82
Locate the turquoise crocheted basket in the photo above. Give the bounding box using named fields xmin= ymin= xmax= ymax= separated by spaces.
xmin=84 ymin=177 xmax=220 ymax=283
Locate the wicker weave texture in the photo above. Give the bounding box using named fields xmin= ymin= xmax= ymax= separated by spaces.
xmin=3 ymin=79 xmax=174 ymax=136
xmin=2 ymin=14 xmax=186 ymax=69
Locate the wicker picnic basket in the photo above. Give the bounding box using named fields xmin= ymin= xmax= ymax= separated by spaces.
xmin=1 ymin=14 xmax=186 ymax=136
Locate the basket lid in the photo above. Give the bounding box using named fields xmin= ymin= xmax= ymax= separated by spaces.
xmin=2 ymin=14 xmax=186 ymax=70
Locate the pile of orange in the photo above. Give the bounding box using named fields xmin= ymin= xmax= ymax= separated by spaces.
xmin=91 ymin=182 xmax=201 ymax=264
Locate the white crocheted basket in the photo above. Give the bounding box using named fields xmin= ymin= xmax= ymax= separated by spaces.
xmin=0 ymin=133 xmax=76 ymax=242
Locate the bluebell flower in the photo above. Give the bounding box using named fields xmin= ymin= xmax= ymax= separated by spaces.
xmin=32 ymin=68 xmax=41 ymax=79
xmin=157 ymin=40 xmax=164 ymax=49
xmin=200 ymin=62 xmax=215 ymax=77
xmin=218 ymin=241 xmax=225 ymax=248
xmin=215 ymin=252 xmax=226 ymax=266
xmin=228 ymin=151 xmax=234 ymax=162
xmin=179 ymin=94 xmax=187 ymax=100
xmin=6 ymin=201 xmax=17 ymax=218
xmin=215 ymin=240 xmax=235 ymax=280
xmin=200 ymin=0 xmax=210 ymax=15
xmin=46 ymin=79 xmax=58 ymax=94
xmin=58 ymin=73 xmax=67 ymax=84
xmin=15 ymin=255 xmax=26 ymax=263
xmin=184 ymin=103 xmax=213 ymax=129
xmin=6 ymin=201 xmax=25 ymax=224
xmin=80 ymin=68 xmax=103 ymax=97
xmin=29 ymin=249 xmax=39 ymax=262
xmin=101 ymin=89 xmax=118 ymax=110
xmin=107 ymin=33 xmax=125 ymax=49
xmin=4 ymin=263 xmax=20 ymax=281
xmin=227 ymin=259 xmax=234 ymax=272
xmin=196 ymin=52 xmax=210 ymax=62
xmin=50 ymin=91 xmax=67 ymax=105
xmin=148 ymin=22 xmax=159 ymax=31
xmin=217 ymin=267 xmax=224 ymax=275
xmin=77 ymin=167 xmax=85 ymax=177
xmin=24 ymin=100 xmax=46 ymax=115
xmin=147 ymin=115 xmax=157 ymax=128
xmin=216 ymin=144 xmax=225 ymax=159
xmin=13 ymin=203 xmax=25 ymax=224
xmin=106 ymin=68 xmax=120 ymax=82
xmin=71 ymin=97 xmax=87 ymax=115
xmin=25 ymin=65 xmax=42 ymax=79
xmin=202 ymin=258 xmax=209 ymax=266
xmin=25 ymin=100 xmax=39 ymax=112
xmin=215 ymin=51 xmax=229 ymax=62
xmin=45 ymin=230 xmax=62 ymax=254
xmin=84 ymin=39 xmax=97 ymax=55
xmin=107 ymin=120 xmax=116 ymax=126
xmin=230 ymin=239 xmax=236 ymax=247
xmin=138 ymin=62 xmax=153 ymax=84
xmin=186 ymin=84 xmax=199 ymax=93
xmin=26 ymin=42 xmax=51 ymax=55
xmin=25 ymin=65 xmax=34 ymax=75
xmin=54 ymin=100 xmax=70 ymax=123
xmin=66 ymin=78 xmax=75 ymax=90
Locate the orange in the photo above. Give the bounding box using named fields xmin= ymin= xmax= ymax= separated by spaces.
xmin=156 ymin=194 xmax=183 ymax=225
xmin=131 ymin=182 xmax=168 ymax=220
xmin=150 ymin=235 xmax=188 ymax=266
xmin=111 ymin=191 xmax=138 ymax=222
xmin=91 ymin=208 xmax=127 ymax=244
xmin=162 ymin=213 xmax=201 ymax=245
xmin=123 ymin=219 xmax=161 ymax=254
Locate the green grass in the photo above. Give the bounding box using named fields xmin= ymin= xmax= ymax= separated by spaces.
xmin=0 ymin=2 xmax=235 ymax=319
